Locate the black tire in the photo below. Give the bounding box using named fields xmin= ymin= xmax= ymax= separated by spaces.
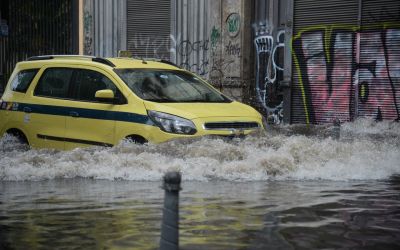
xmin=126 ymin=135 xmax=148 ymax=145
xmin=7 ymin=129 xmax=29 ymax=145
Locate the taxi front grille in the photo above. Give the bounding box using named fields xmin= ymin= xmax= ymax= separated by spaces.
xmin=203 ymin=122 xmax=260 ymax=130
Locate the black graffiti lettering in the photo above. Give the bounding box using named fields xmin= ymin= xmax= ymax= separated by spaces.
xmin=225 ymin=41 xmax=241 ymax=56
xmin=177 ymin=40 xmax=209 ymax=56
xmin=357 ymin=61 xmax=377 ymax=77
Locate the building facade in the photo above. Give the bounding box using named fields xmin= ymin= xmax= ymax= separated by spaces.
xmin=1 ymin=0 xmax=399 ymax=124
xmin=82 ymin=0 xmax=400 ymax=124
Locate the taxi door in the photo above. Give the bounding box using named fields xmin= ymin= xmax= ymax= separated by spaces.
xmin=27 ymin=67 xmax=75 ymax=150
xmin=64 ymin=67 xmax=123 ymax=150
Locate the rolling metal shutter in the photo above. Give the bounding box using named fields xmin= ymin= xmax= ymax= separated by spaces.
xmin=126 ymin=0 xmax=171 ymax=60
xmin=358 ymin=0 xmax=400 ymax=121
xmin=292 ymin=0 xmax=359 ymax=124
xmin=89 ymin=0 xmax=127 ymax=57
xmin=360 ymin=0 xmax=400 ymax=26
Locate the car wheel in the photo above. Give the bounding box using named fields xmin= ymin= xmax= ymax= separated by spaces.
xmin=126 ymin=135 xmax=148 ymax=145
xmin=7 ymin=129 xmax=29 ymax=145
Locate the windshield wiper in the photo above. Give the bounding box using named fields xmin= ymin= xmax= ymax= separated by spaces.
xmin=144 ymin=97 xmax=232 ymax=103
xmin=177 ymin=99 xmax=232 ymax=103
xmin=144 ymin=98 xmax=177 ymax=103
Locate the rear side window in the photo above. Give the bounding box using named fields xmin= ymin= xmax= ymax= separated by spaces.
xmin=10 ymin=69 xmax=38 ymax=93
xmin=34 ymin=68 xmax=73 ymax=99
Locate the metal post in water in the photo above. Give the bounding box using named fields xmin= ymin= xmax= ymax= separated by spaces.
xmin=333 ymin=118 xmax=341 ymax=140
xmin=160 ymin=171 xmax=182 ymax=250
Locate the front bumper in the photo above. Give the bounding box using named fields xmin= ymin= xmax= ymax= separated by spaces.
xmin=146 ymin=116 xmax=264 ymax=143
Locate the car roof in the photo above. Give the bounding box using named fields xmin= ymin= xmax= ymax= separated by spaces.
xmin=107 ymin=58 xmax=180 ymax=70
xmin=20 ymin=55 xmax=181 ymax=71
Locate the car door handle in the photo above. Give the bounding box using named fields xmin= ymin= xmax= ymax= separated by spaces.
xmin=69 ymin=111 xmax=79 ymax=117
xmin=23 ymin=107 xmax=32 ymax=113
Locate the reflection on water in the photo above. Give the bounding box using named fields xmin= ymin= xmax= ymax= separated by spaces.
xmin=0 ymin=118 xmax=400 ymax=249
xmin=1 ymin=178 xmax=400 ymax=249
xmin=0 ymin=180 xmax=164 ymax=249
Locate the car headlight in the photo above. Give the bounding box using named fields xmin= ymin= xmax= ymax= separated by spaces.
xmin=148 ymin=110 xmax=197 ymax=135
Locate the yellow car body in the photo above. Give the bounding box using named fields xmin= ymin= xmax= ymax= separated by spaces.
xmin=0 ymin=56 xmax=263 ymax=150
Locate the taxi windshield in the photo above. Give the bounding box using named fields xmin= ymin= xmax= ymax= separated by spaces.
xmin=115 ymin=69 xmax=231 ymax=103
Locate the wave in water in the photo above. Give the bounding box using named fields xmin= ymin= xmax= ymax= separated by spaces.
xmin=1 ymin=119 xmax=399 ymax=181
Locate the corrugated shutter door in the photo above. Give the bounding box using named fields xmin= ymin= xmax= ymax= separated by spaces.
xmin=292 ymin=0 xmax=359 ymax=124
xmin=358 ymin=0 xmax=400 ymax=121
xmin=127 ymin=0 xmax=171 ymax=59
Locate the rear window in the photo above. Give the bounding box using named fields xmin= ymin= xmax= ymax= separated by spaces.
xmin=10 ymin=69 xmax=39 ymax=93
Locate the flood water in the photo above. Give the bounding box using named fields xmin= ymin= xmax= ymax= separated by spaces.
xmin=1 ymin=119 xmax=400 ymax=249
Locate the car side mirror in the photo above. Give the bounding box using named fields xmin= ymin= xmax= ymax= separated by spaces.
xmin=95 ymin=89 xmax=115 ymax=103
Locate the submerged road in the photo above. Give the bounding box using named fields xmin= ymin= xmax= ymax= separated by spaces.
xmin=0 ymin=119 xmax=399 ymax=249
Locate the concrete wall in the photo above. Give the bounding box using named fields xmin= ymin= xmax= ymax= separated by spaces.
xmin=173 ymin=0 xmax=253 ymax=101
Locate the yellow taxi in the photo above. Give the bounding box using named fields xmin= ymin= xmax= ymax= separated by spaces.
xmin=0 ymin=55 xmax=264 ymax=150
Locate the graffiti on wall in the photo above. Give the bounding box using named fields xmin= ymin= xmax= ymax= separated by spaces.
xmin=293 ymin=24 xmax=400 ymax=124
xmin=226 ymin=13 xmax=240 ymax=38
xmin=175 ymin=15 xmax=242 ymax=99
xmin=127 ymin=34 xmax=210 ymax=77
xmin=254 ymin=23 xmax=285 ymax=124
xmin=123 ymin=12 xmax=244 ymax=101
xmin=177 ymin=38 xmax=210 ymax=76
xmin=127 ymin=33 xmax=174 ymax=60
xmin=125 ymin=27 xmax=236 ymax=86
xmin=222 ymin=12 xmax=242 ymax=78
xmin=176 ymin=34 xmax=238 ymax=99
xmin=211 ymin=26 xmax=221 ymax=48
xmin=225 ymin=41 xmax=241 ymax=56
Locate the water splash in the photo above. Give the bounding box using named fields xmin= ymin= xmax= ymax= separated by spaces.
xmin=1 ymin=119 xmax=399 ymax=181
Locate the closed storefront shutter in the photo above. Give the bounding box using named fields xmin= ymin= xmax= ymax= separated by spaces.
xmin=292 ymin=0 xmax=400 ymax=124
xmin=358 ymin=0 xmax=400 ymax=121
xmin=292 ymin=0 xmax=359 ymax=124
xmin=126 ymin=0 xmax=172 ymax=60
